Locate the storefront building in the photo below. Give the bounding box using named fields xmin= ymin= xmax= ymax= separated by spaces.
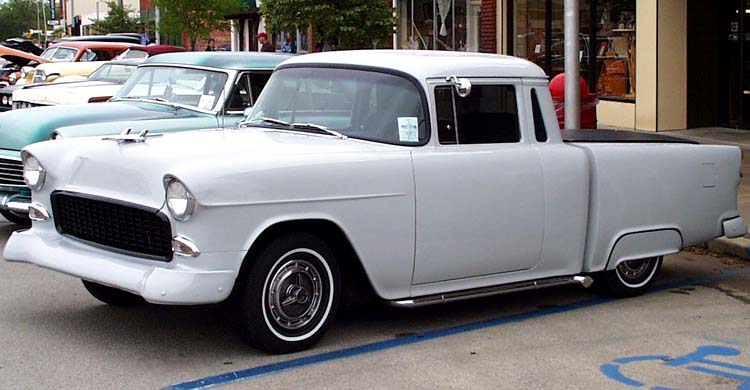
xmin=396 ymin=0 xmax=744 ymax=131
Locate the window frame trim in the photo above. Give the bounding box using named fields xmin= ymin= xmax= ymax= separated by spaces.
xmin=429 ymin=78 xmax=526 ymax=146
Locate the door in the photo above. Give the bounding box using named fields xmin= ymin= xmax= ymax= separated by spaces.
xmin=723 ymin=0 xmax=750 ymax=127
xmin=411 ymin=82 xmax=545 ymax=285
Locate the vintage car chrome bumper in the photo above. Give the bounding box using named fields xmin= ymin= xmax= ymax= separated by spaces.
xmin=4 ymin=229 xmax=241 ymax=305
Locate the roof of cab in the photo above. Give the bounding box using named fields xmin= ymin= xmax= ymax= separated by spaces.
xmin=142 ymin=52 xmax=293 ymax=70
xmin=279 ymin=50 xmax=548 ymax=79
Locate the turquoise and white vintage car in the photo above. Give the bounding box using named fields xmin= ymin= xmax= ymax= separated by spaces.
xmin=0 ymin=52 xmax=290 ymax=223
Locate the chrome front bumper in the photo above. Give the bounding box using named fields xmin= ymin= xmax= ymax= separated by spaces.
xmin=4 ymin=229 xmax=242 ymax=305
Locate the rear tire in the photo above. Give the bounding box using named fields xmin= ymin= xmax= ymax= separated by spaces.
xmin=82 ymin=280 xmax=145 ymax=306
xmin=237 ymin=233 xmax=340 ymax=354
xmin=599 ymin=256 xmax=662 ymax=297
xmin=0 ymin=209 xmax=30 ymax=225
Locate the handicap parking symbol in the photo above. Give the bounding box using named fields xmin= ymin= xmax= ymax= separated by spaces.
xmin=601 ymin=345 xmax=750 ymax=390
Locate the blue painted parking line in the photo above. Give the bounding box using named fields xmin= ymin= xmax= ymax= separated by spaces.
xmin=162 ymin=269 xmax=750 ymax=390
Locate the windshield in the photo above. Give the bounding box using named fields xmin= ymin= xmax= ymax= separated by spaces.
xmin=247 ymin=67 xmax=427 ymax=145
xmin=40 ymin=47 xmax=78 ymax=62
xmin=116 ymin=49 xmax=148 ymax=60
xmin=88 ymin=63 xmax=137 ymax=82
xmin=114 ymin=66 xmax=229 ymax=110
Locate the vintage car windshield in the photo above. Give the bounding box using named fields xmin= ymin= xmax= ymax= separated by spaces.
xmin=116 ymin=49 xmax=148 ymax=60
xmin=247 ymin=67 xmax=427 ymax=145
xmin=40 ymin=47 xmax=78 ymax=62
xmin=88 ymin=63 xmax=137 ymax=82
xmin=113 ymin=66 xmax=228 ymax=111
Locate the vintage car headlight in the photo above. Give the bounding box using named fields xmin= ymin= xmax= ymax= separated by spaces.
xmin=1 ymin=96 xmax=6 ymax=105
xmin=32 ymin=70 xmax=46 ymax=84
xmin=8 ymin=73 xmax=17 ymax=83
xmin=22 ymin=152 xmax=46 ymax=191
xmin=165 ymin=177 xmax=195 ymax=221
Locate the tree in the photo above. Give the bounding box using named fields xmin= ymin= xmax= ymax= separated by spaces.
xmin=260 ymin=0 xmax=395 ymax=50
xmin=91 ymin=1 xmax=139 ymax=35
xmin=0 ymin=0 xmax=49 ymax=42
xmin=153 ymin=0 xmax=246 ymax=51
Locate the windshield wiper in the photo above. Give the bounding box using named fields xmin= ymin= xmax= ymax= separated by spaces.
xmin=238 ymin=116 xmax=291 ymax=128
xmin=289 ymin=122 xmax=348 ymax=139
xmin=238 ymin=117 xmax=347 ymax=139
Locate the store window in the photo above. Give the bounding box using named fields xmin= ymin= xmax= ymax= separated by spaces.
xmin=512 ymin=0 xmax=635 ymax=101
xmin=397 ymin=0 xmax=487 ymax=52
xmin=595 ymin=1 xmax=636 ymax=100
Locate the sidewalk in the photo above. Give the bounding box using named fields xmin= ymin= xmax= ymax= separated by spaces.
xmin=663 ymin=127 xmax=750 ymax=259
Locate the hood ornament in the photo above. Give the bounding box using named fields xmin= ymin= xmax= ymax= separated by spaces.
xmin=103 ymin=128 xmax=163 ymax=144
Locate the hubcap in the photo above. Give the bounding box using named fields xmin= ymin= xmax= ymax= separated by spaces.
xmin=267 ymin=259 xmax=322 ymax=330
xmin=617 ymin=258 xmax=653 ymax=281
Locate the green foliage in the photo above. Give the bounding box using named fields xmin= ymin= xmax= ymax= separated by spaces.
xmin=0 ymin=0 xmax=49 ymax=41
xmin=154 ymin=0 xmax=247 ymax=50
xmin=260 ymin=0 xmax=395 ymax=50
xmin=91 ymin=1 xmax=140 ymax=35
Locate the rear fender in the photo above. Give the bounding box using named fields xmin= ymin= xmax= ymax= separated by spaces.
xmin=606 ymin=228 xmax=683 ymax=270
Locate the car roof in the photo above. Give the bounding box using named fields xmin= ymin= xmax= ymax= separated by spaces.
xmin=48 ymin=41 xmax=135 ymax=50
xmin=279 ymin=50 xmax=548 ymax=79
xmin=124 ymin=45 xmax=187 ymax=55
xmin=142 ymin=52 xmax=293 ymax=70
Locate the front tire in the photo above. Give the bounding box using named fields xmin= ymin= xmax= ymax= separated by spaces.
xmin=237 ymin=233 xmax=340 ymax=354
xmin=599 ymin=256 xmax=662 ymax=297
xmin=82 ymin=280 xmax=145 ymax=306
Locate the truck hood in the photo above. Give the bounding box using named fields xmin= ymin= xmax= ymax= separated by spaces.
xmin=25 ymin=128 xmax=406 ymax=209
xmin=13 ymin=81 xmax=120 ymax=106
xmin=0 ymin=101 xmax=209 ymax=151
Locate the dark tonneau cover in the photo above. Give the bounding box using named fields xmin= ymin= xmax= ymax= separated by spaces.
xmin=562 ymin=129 xmax=699 ymax=144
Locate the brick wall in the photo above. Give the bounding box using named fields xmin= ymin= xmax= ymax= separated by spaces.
xmin=480 ymin=0 xmax=497 ymax=53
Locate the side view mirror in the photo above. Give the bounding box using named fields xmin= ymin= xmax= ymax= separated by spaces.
xmin=446 ymin=75 xmax=472 ymax=97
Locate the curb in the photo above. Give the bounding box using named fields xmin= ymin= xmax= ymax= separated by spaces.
xmin=705 ymin=237 xmax=750 ymax=260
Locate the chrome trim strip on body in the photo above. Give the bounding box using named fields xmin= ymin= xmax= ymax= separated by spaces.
xmin=388 ymin=275 xmax=594 ymax=308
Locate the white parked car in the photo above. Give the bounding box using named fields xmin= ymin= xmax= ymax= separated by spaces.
xmin=4 ymin=51 xmax=746 ymax=354
xmin=11 ymin=59 xmax=141 ymax=109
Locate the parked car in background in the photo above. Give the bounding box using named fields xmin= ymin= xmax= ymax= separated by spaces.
xmin=0 ymin=52 xmax=290 ymax=223
xmin=0 ymin=45 xmax=49 ymax=88
xmin=115 ymin=44 xmax=187 ymax=60
xmin=53 ymin=34 xmax=142 ymax=45
xmin=4 ymin=51 xmax=744 ymax=354
xmin=12 ymin=59 xmax=141 ymax=109
xmin=0 ymin=41 xmax=133 ymax=111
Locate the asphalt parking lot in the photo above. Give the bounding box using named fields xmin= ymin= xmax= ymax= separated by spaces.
xmin=1 ymin=221 xmax=749 ymax=390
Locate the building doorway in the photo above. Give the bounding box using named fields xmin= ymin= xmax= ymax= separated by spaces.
xmin=695 ymin=0 xmax=750 ymax=129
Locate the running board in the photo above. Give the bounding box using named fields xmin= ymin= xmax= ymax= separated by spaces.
xmin=388 ymin=275 xmax=594 ymax=308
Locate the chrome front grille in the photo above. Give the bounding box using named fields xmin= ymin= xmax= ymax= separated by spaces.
xmin=0 ymin=157 xmax=25 ymax=187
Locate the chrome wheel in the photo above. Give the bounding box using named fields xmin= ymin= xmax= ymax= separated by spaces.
xmin=615 ymin=257 xmax=660 ymax=289
xmin=267 ymin=259 xmax=323 ymax=330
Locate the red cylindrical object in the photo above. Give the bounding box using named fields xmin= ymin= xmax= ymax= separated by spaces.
xmin=549 ymin=74 xmax=597 ymax=129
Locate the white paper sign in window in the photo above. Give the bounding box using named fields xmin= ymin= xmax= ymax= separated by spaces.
xmin=398 ymin=117 xmax=419 ymax=142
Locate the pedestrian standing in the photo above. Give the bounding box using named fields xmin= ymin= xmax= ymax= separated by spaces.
xmin=205 ymin=38 xmax=216 ymax=51
xmin=281 ymin=32 xmax=296 ymax=53
xmin=257 ymin=32 xmax=275 ymax=52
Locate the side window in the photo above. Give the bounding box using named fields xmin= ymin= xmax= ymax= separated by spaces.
xmin=434 ymin=84 xmax=520 ymax=144
xmin=435 ymin=86 xmax=457 ymax=144
xmin=80 ymin=50 xmax=97 ymax=62
xmin=94 ymin=50 xmax=113 ymax=61
xmin=226 ymin=72 xmax=272 ymax=112
xmin=531 ymin=89 xmax=548 ymax=142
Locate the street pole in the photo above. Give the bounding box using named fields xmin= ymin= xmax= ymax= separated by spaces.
xmin=155 ymin=6 xmax=160 ymax=44
xmin=564 ymin=0 xmax=580 ymax=129
xmin=42 ymin=0 xmax=47 ymax=46
xmin=70 ymin=0 xmax=76 ymax=36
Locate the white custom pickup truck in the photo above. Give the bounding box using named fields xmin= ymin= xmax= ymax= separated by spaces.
xmin=5 ymin=51 xmax=746 ymax=354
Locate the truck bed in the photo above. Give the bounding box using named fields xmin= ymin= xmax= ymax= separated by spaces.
xmin=562 ymin=129 xmax=698 ymax=144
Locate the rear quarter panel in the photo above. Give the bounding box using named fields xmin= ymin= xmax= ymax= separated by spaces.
xmin=578 ymin=143 xmax=742 ymax=271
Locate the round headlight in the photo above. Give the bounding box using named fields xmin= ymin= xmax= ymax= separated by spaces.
xmin=8 ymin=96 xmax=12 ymax=105
xmin=22 ymin=152 xmax=46 ymax=191
xmin=165 ymin=178 xmax=195 ymax=221
xmin=1 ymin=96 xmax=6 ymax=105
